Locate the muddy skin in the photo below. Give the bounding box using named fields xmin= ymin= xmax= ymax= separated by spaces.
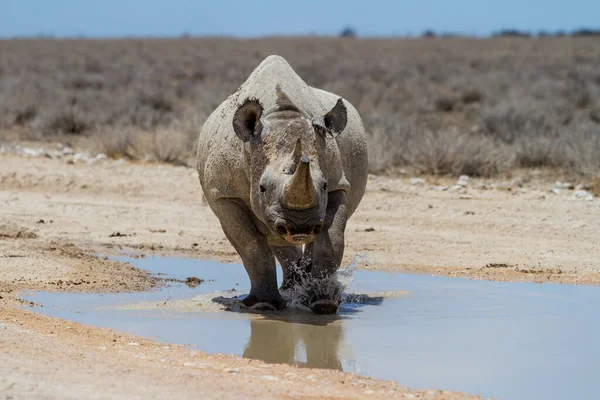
xmin=196 ymin=56 xmax=368 ymax=312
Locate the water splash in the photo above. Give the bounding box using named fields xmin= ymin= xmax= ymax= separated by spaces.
xmin=336 ymin=253 xmax=370 ymax=284
xmin=282 ymin=253 xmax=371 ymax=310
xmin=206 ymin=254 xmax=377 ymax=313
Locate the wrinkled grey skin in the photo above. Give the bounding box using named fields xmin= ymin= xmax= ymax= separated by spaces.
xmin=196 ymin=55 xmax=367 ymax=312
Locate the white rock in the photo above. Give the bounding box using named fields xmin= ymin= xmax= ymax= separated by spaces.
xmin=511 ymin=178 xmax=523 ymax=187
xmin=261 ymin=375 xmax=280 ymax=381
xmin=409 ymin=177 xmax=425 ymax=186
xmin=23 ymin=147 xmax=43 ymax=157
xmin=456 ymin=175 xmax=470 ymax=187
xmin=96 ymin=153 xmax=107 ymax=160
xmin=495 ymin=182 xmax=514 ymax=191
xmin=573 ymin=190 xmax=594 ymax=201
xmin=62 ymin=147 xmax=75 ymax=155
xmin=555 ymin=181 xmax=574 ymax=189
xmin=44 ymin=150 xmax=63 ymax=159
xmin=550 ymin=188 xmax=561 ymax=195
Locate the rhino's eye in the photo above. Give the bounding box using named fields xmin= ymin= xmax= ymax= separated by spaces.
xmin=260 ymin=185 xmax=267 ymax=193
xmin=313 ymin=123 xmax=331 ymax=137
xmin=322 ymin=182 xmax=328 ymax=191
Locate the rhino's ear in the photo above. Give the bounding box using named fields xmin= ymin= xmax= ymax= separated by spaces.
xmin=233 ymin=98 xmax=263 ymax=142
xmin=315 ymin=98 xmax=347 ymax=137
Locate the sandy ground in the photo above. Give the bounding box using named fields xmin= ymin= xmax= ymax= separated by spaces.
xmin=1 ymin=151 xmax=599 ymax=399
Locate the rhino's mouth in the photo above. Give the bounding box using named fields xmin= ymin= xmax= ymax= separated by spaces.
xmin=274 ymin=218 xmax=321 ymax=245
xmin=285 ymin=233 xmax=314 ymax=245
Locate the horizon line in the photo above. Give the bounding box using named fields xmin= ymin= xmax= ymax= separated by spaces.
xmin=2 ymin=27 xmax=599 ymax=41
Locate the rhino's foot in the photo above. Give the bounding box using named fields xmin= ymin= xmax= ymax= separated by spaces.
xmin=309 ymin=299 xmax=339 ymax=315
xmin=242 ymin=293 xmax=286 ymax=312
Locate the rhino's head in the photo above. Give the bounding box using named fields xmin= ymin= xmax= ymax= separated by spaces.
xmin=232 ymin=86 xmax=347 ymax=245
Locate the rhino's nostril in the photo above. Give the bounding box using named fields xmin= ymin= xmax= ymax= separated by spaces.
xmin=274 ymin=221 xmax=288 ymax=236
xmin=313 ymin=223 xmax=323 ymax=234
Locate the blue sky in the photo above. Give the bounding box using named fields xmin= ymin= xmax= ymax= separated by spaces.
xmin=1 ymin=0 xmax=598 ymax=38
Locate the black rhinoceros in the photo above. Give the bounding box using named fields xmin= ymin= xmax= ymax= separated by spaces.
xmin=196 ymin=55 xmax=367 ymax=314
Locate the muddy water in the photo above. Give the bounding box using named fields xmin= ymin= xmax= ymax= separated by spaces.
xmin=24 ymin=256 xmax=600 ymax=400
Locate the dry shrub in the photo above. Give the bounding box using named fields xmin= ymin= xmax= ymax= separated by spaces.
xmin=461 ymin=89 xmax=483 ymax=104
xmin=35 ymin=106 xmax=91 ymax=136
xmin=551 ymin=124 xmax=600 ymax=175
xmin=482 ymin=103 xmax=553 ymax=144
xmin=150 ymin=127 xmax=194 ymax=166
xmin=434 ymin=96 xmax=458 ymax=112
xmin=95 ymin=126 xmax=195 ymax=166
xmin=1 ymin=37 xmax=599 ymax=176
xmin=95 ymin=127 xmax=151 ymax=160
xmin=366 ymin=116 xmax=513 ymax=177
xmin=365 ymin=116 xmax=411 ymax=173
xmin=0 ymin=87 xmax=40 ymax=128
xmin=589 ymin=176 xmax=600 ymax=197
xmin=403 ymin=129 xmax=513 ymax=177
xmin=514 ymin=134 xmax=559 ymax=168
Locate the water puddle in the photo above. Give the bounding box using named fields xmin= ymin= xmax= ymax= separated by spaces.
xmin=24 ymin=256 xmax=600 ymax=400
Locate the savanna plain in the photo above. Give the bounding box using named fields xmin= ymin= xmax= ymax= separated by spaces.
xmin=1 ymin=37 xmax=600 ymax=399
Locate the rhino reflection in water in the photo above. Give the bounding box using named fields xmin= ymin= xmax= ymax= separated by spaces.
xmin=196 ymin=55 xmax=368 ymax=314
xmin=242 ymin=318 xmax=344 ymax=371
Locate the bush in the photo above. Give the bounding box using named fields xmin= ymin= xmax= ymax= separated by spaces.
xmin=339 ymin=27 xmax=356 ymax=38
xmin=35 ymin=106 xmax=91 ymax=136
xmin=150 ymin=127 xmax=194 ymax=166
xmin=95 ymin=127 xmax=148 ymax=160
xmin=492 ymin=29 xmax=532 ymax=38
xmin=1 ymin=37 xmax=599 ymax=177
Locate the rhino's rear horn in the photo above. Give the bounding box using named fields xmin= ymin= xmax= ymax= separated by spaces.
xmin=282 ymin=155 xmax=318 ymax=210
xmin=233 ymin=98 xmax=263 ymax=142
xmin=292 ymin=138 xmax=302 ymax=159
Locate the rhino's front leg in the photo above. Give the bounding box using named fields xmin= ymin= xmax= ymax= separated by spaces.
xmin=303 ymin=190 xmax=347 ymax=314
xmin=270 ymin=245 xmax=305 ymax=290
xmin=211 ymin=199 xmax=284 ymax=311
xmin=306 ymin=190 xmax=348 ymax=277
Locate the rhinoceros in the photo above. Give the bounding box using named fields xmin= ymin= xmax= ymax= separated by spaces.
xmin=196 ymin=55 xmax=367 ymax=314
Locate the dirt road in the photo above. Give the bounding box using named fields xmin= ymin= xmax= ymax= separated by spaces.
xmin=1 ymin=150 xmax=599 ymax=399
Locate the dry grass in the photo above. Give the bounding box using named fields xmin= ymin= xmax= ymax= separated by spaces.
xmin=1 ymin=37 xmax=599 ymax=176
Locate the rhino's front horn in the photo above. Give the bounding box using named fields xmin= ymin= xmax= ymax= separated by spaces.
xmin=282 ymin=155 xmax=318 ymax=210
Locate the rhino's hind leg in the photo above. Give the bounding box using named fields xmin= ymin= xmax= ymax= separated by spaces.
xmin=270 ymin=245 xmax=306 ymax=290
xmin=211 ymin=199 xmax=285 ymax=310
